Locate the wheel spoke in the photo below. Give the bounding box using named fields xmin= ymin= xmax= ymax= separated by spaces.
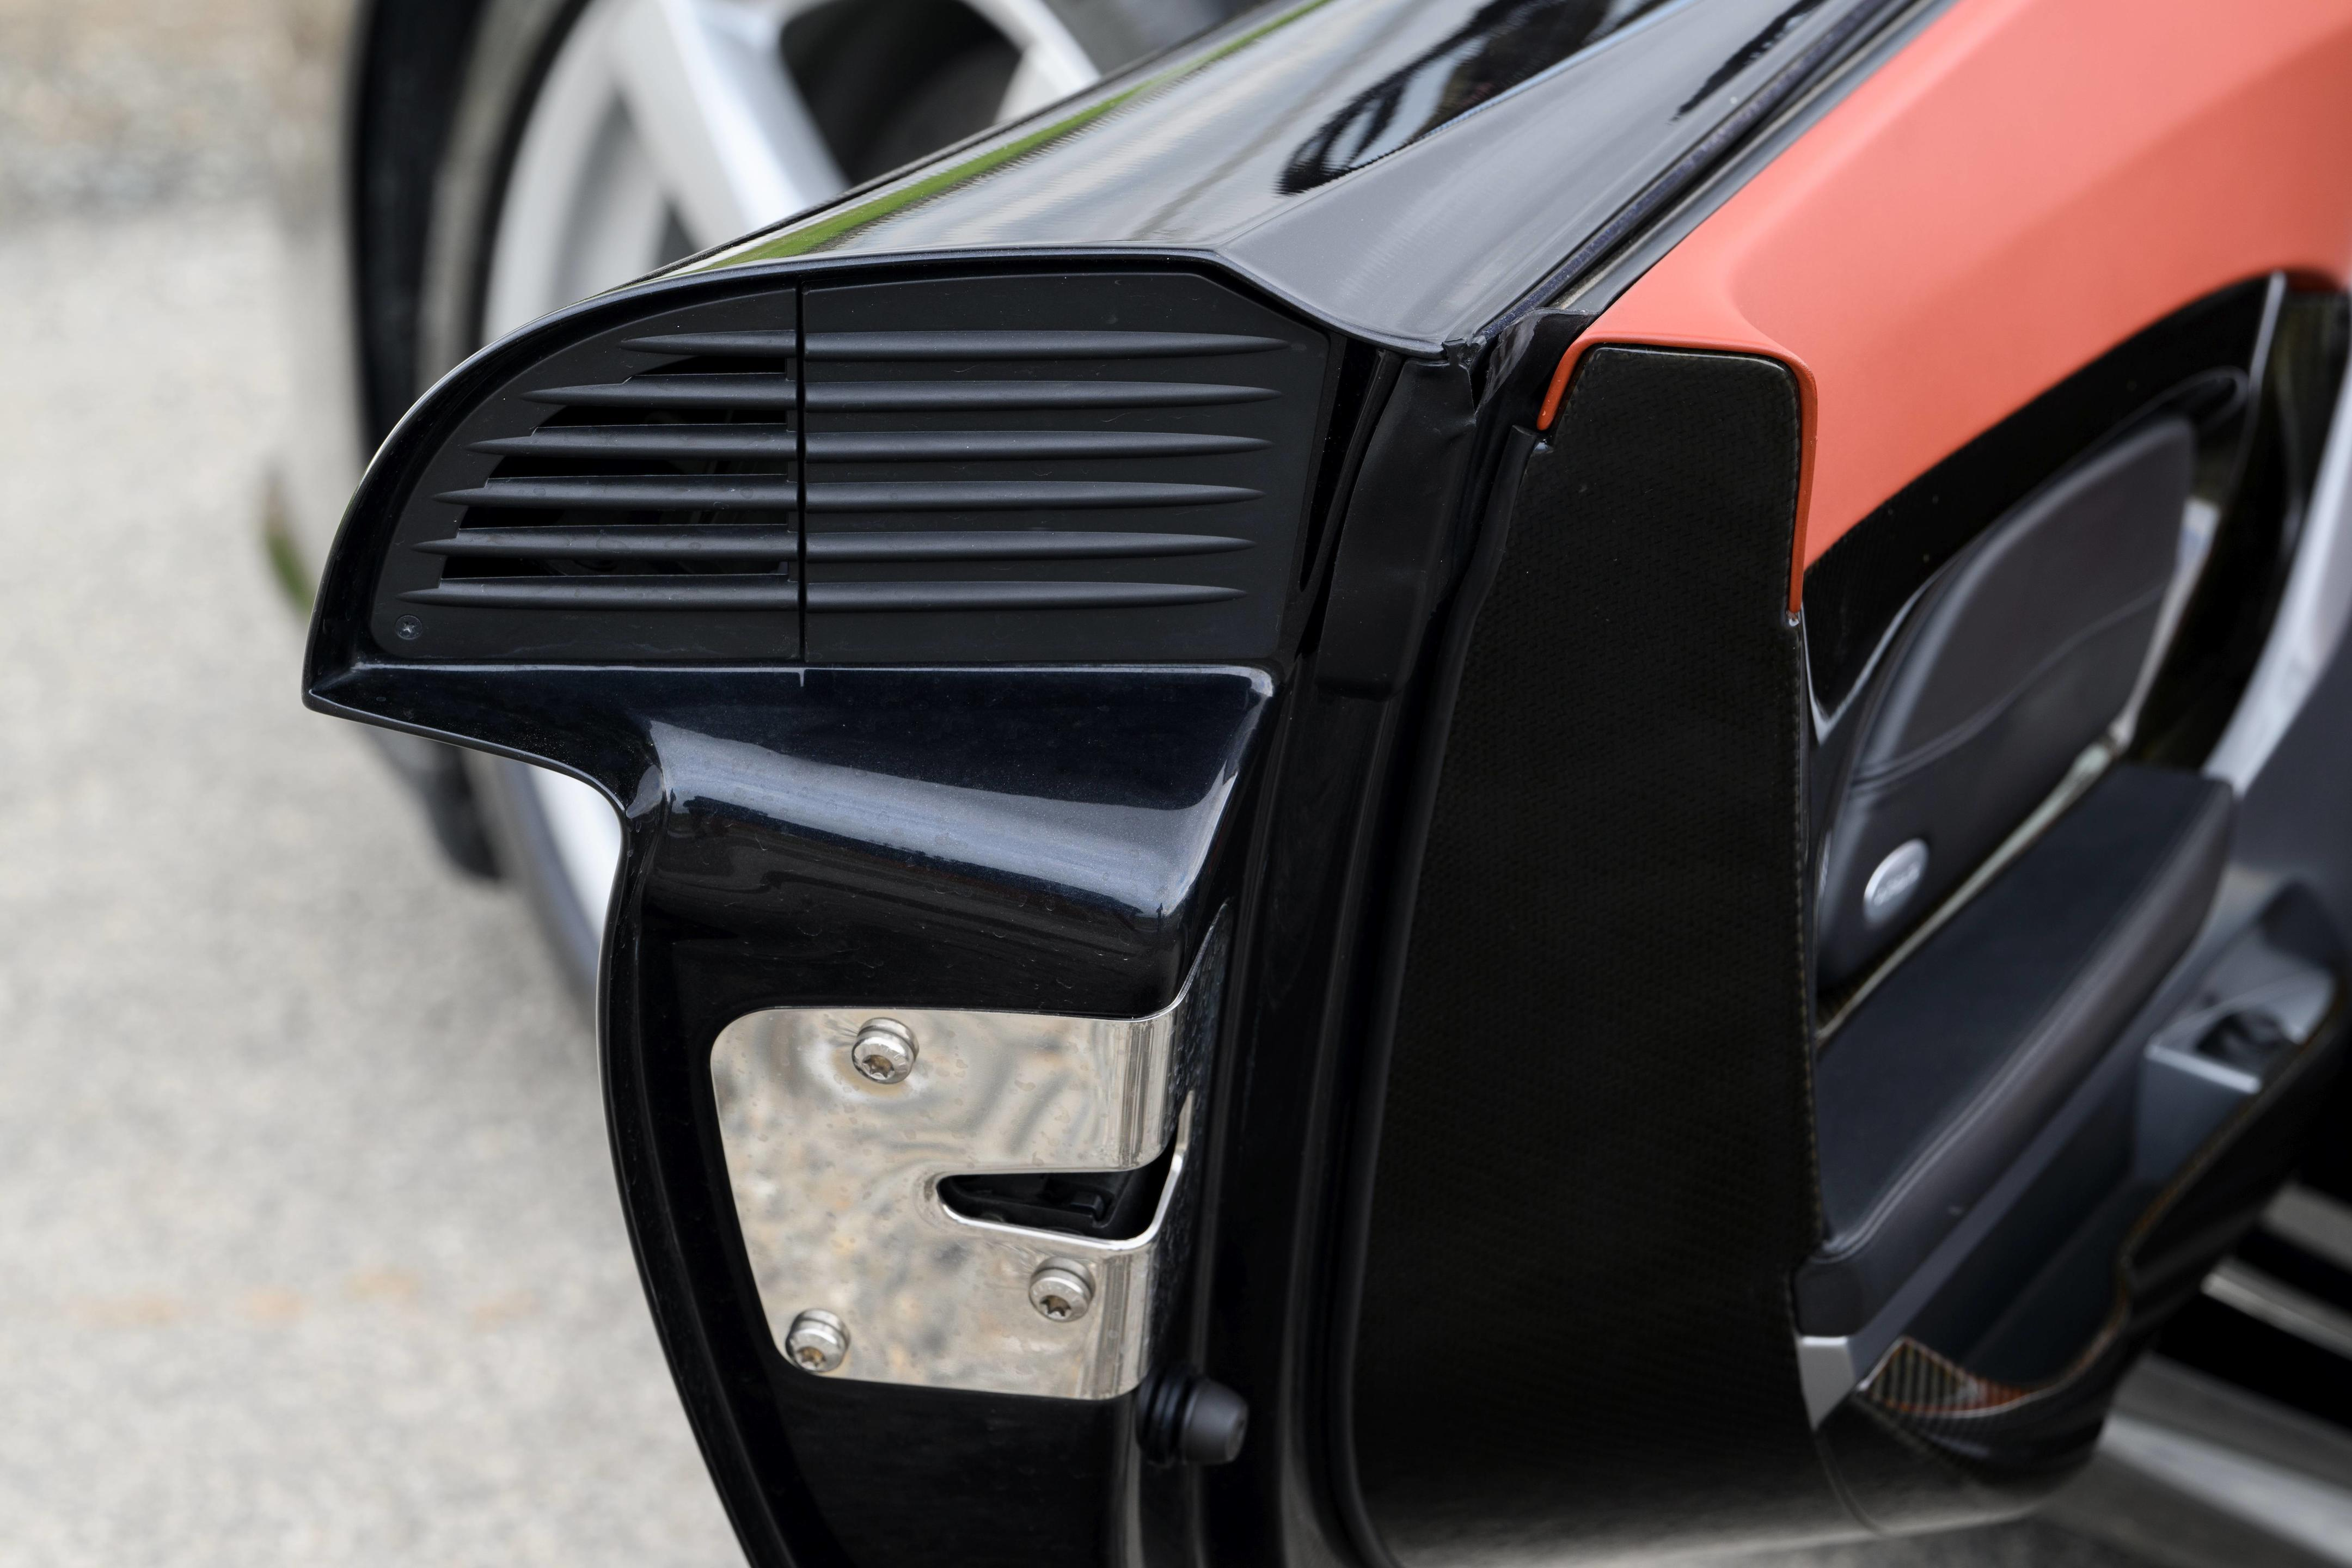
xmin=971 ymin=0 xmax=1099 ymax=119
xmin=606 ymin=0 xmax=844 ymax=248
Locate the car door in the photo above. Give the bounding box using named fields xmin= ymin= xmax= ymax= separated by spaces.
xmin=304 ymin=0 xmax=2352 ymax=1562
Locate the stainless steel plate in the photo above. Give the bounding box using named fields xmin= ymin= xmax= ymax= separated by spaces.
xmin=709 ymin=932 xmax=1220 ymax=1398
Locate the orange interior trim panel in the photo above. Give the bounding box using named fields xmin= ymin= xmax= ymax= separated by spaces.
xmin=1546 ymin=0 xmax=2352 ymax=575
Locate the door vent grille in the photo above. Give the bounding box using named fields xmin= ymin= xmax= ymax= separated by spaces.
xmin=370 ymin=272 xmax=1330 ymax=662
xmin=405 ymin=330 xmax=803 ymax=633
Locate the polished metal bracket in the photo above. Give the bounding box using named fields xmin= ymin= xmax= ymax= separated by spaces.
xmin=708 ymin=930 xmax=1222 ymax=1399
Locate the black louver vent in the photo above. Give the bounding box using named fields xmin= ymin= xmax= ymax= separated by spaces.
xmin=371 ymin=272 xmax=1331 ymax=663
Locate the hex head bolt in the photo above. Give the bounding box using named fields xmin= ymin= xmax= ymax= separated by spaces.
xmin=785 ymin=1309 xmax=849 ymax=1373
xmin=1028 ymin=1261 xmax=1095 ymax=1322
xmin=851 ymin=1019 xmax=916 ymax=1085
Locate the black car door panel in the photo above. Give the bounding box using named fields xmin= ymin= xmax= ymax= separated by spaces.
xmin=304 ymin=264 xmax=2352 ymax=1568
xmin=301 ymin=0 xmax=2352 ymax=1559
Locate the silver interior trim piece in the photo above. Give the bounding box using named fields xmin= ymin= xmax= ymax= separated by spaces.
xmin=2204 ymin=1261 xmax=2352 ymax=1364
xmin=708 ymin=929 xmax=1222 ymax=1399
xmin=1796 ymin=1334 xmax=1858 ymax=1427
xmin=2101 ymin=1414 xmax=2352 ymax=1567
xmin=2265 ymin=1183 xmax=2352 ymax=1276
xmin=2208 ymin=343 xmax=2352 ymax=792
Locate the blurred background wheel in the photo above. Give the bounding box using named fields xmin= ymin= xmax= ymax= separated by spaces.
xmin=413 ymin=0 xmax=1226 ymax=1001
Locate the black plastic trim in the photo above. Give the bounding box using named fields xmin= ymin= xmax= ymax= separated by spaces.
xmin=1347 ymin=347 xmax=1841 ymax=1563
xmin=1804 ymin=766 xmax=2236 ymax=1334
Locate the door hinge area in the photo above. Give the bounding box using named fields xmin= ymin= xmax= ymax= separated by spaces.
xmin=708 ymin=926 xmax=1223 ymax=1399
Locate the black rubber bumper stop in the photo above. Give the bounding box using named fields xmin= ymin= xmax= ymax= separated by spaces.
xmin=1138 ymin=1364 xmax=1248 ymax=1466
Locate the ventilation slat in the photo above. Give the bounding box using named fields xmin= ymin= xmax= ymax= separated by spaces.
xmin=420 ymin=527 xmax=800 ymax=560
xmin=377 ymin=273 xmax=1327 ymax=663
xmin=805 ymin=330 xmax=1284 ymax=360
xmin=442 ymin=477 xmax=1255 ymax=512
xmin=806 ymin=429 xmax=1266 ymax=461
xmin=618 ymin=329 xmax=1284 ymax=360
xmin=806 ymin=531 xmax=1251 ymax=562
xmin=471 ymin=427 xmax=1264 ymax=463
xmin=422 ymin=528 xmax=1239 ymax=562
xmin=525 ymin=378 xmax=1269 ymax=414
xmin=805 ymin=581 xmax=1244 ymax=612
xmin=808 ymin=381 xmax=1273 ymax=412
xmin=621 ymin=330 xmax=800 ymax=357
xmin=402 ymin=579 xmax=798 ymax=610
xmin=806 ymin=480 xmax=1258 ymax=512
xmin=471 ymin=425 xmax=795 ymax=461
xmin=437 ymin=476 xmax=798 ymax=510
xmin=526 ymin=375 xmax=798 ymax=409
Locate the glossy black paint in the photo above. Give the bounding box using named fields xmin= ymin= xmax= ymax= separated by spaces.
xmin=1276 ymin=0 xmax=1674 ymax=193
xmin=1315 ymin=361 xmax=1479 ymax=696
xmin=305 ymin=657 xmax=1273 ymax=1567
xmin=618 ymin=671 xmax=1270 ymax=1568
xmin=682 ymin=0 xmax=1915 ymax=353
xmin=1192 ymin=407 xmax=1523 ymax=1568
xmin=310 ymin=232 xmax=1350 ymax=1568
xmin=313 ymin=255 xmax=1528 ymax=1563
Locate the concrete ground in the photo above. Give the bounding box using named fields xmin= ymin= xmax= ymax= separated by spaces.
xmin=0 ymin=207 xmax=744 ymax=1565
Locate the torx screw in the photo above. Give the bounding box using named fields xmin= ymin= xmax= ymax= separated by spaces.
xmin=785 ymin=1309 xmax=849 ymax=1373
xmin=1028 ymin=1260 xmax=1095 ymax=1323
xmin=851 ymin=1019 xmax=916 ymax=1085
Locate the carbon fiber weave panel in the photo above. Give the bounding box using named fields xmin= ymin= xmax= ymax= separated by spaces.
xmin=1349 ymin=347 xmax=1848 ymax=1562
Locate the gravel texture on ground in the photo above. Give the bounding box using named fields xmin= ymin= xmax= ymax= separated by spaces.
xmin=0 ymin=206 xmax=743 ymax=1567
xmin=0 ymin=0 xmax=284 ymax=215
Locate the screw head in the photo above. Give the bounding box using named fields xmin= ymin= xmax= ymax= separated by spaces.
xmin=785 ymin=1309 xmax=848 ymax=1373
xmin=1028 ymin=1260 xmax=1095 ymax=1323
xmin=851 ymin=1019 xmax=916 ymax=1084
xmin=393 ymin=615 xmax=422 ymax=641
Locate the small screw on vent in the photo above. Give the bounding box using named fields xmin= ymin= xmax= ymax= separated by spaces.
xmin=786 ymin=1309 xmax=849 ymax=1373
xmin=394 ymin=615 xmax=422 ymax=641
xmin=851 ymin=1019 xmax=916 ymax=1084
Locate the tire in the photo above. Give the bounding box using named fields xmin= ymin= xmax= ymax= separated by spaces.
xmin=409 ymin=0 xmax=1227 ymax=1004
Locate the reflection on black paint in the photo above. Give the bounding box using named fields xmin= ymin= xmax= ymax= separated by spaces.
xmin=1278 ymin=0 xmax=1674 ymax=193
xmin=1675 ymin=0 xmax=1828 ymax=113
